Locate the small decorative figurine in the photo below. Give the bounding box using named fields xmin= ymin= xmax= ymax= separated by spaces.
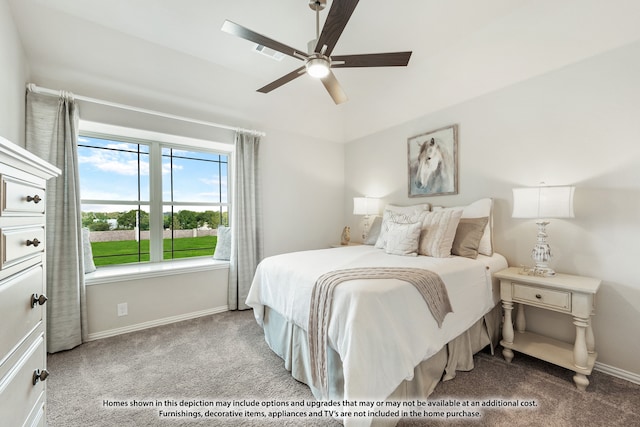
xmin=340 ymin=226 xmax=351 ymax=245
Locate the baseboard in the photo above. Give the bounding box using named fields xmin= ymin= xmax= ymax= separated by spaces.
xmin=594 ymin=361 xmax=640 ymax=385
xmin=86 ymin=306 xmax=229 ymax=341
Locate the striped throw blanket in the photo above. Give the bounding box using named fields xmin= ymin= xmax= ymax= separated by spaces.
xmin=308 ymin=267 xmax=453 ymax=399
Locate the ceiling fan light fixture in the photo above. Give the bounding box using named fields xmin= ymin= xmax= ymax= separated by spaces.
xmin=306 ymin=56 xmax=330 ymax=78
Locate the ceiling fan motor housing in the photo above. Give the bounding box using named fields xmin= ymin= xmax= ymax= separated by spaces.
xmin=309 ymin=0 xmax=327 ymax=11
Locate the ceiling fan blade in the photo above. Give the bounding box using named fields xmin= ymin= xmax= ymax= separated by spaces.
xmin=331 ymin=51 xmax=412 ymax=68
xmin=315 ymin=0 xmax=359 ymax=56
xmin=257 ymin=66 xmax=306 ymax=93
xmin=222 ymin=20 xmax=308 ymax=60
xmin=320 ymin=71 xmax=348 ymax=104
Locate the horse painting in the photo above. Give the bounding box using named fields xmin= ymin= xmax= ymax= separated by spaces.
xmin=408 ymin=125 xmax=457 ymax=197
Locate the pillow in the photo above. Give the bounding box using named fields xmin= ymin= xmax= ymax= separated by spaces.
xmin=82 ymin=227 xmax=97 ymax=274
xmin=433 ymin=198 xmax=493 ymax=256
xmin=213 ymin=226 xmax=231 ymax=260
xmin=384 ymin=221 xmax=422 ymax=256
xmin=375 ymin=204 xmax=430 ymax=249
xmin=451 ymin=217 xmax=489 ymax=259
xmin=418 ymin=209 xmax=463 ymax=258
xmin=364 ymin=216 xmax=382 ymax=245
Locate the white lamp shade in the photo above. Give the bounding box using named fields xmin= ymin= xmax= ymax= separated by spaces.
xmin=512 ymin=186 xmax=575 ymax=219
xmin=353 ymin=197 xmax=380 ymax=216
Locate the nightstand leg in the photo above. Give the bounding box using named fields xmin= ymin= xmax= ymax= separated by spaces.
xmin=515 ymin=303 xmax=526 ymax=333
xmin=573 ymin=316 xmax=591 ymax=390
xmin=586 ymin=317 xmax=595 ymax=354
xmin=501 ymin=300 xmax=514 ymax=363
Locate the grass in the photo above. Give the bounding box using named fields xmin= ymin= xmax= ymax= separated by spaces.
xmin=90 ymin=236 xmax=218 ymax=266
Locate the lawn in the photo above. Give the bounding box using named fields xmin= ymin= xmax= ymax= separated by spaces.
xmin=90 ymin=236 xmax=217 ymax=266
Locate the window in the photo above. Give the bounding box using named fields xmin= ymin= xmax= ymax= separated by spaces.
xmin=78 ymin=130 xmax=230 ymax=267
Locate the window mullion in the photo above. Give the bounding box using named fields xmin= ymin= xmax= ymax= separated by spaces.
xmin=149 ymin=144 xmax=164 ymax=262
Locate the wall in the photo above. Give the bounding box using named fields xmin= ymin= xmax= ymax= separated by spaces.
xmin=0 ymin=0 xmax=28 ymax=146
xmin=86 ymin=266 xmax=229 ymax=339
xmin=344 ymin=41 xmax=640 ymax=380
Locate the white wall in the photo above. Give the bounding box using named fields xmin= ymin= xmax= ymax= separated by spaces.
xmin=260 ymin=126 xmax=345 ymax=256
xmin=344 ymin=41 xmax=640 ymax=378
xmin=0 ymin=0 xmax=28 ymax=146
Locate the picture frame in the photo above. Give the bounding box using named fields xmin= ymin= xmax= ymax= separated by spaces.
xmin=407 ymin=124 xmax=458 ymax=197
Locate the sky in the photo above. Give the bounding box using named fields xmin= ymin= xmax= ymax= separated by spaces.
xmin=78 ymin=136 xmax=228 ymax=214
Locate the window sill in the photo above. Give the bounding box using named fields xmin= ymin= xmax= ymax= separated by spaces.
xmin=85 ymin=258 xmax=229 ymax=286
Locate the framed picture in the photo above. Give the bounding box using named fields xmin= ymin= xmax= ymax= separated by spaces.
xmin=407 ymin=124 xmax=458 ymax=197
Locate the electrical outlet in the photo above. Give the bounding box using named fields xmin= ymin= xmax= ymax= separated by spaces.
xmin=117 ymin=302 xmax=128 ymax=317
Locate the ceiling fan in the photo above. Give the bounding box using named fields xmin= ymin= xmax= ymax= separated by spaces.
xmin=221 ymin=0 xmax=412 ymax=104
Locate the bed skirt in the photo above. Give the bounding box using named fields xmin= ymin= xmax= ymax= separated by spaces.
xmin=261 ymin=304 xmax=502 ymax=426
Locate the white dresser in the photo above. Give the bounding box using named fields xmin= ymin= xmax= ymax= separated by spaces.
xmin=0 ymin=137 xmax=60 ymax=426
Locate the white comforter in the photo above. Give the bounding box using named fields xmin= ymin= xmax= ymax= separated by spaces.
xmin=246 ymin=245 xmax=507 ymax=405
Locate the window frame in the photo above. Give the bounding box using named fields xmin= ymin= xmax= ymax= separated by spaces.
xmin=78 ymin=120 xmax=234 ymax=268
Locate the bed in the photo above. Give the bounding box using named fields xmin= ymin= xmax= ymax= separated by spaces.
xmin=245 ymin=199 xmax=507 ymax=426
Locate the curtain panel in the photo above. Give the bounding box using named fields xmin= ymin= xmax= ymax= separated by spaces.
xmin=25 ymin=90 xmax=87 ymax=353
xmin=228 ymin=132 xmax=263 ymax=310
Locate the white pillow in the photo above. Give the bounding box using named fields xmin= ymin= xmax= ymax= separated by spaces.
xmin=375 ymin=204 xmax=430 ymax=249
xmin=82 ymin=227 xmax=97 ymax=273
xmin=433 ymin=198 xmax=493 ymax=256
xmin=213 ymin=226 xmax=231 ymax=260
xmin=384 ymin=221 xmax=422 ymax=256
xmin=418 ymin=209 xmax=463 ymax=258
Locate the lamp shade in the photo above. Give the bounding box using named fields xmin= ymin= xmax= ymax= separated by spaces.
xmin=512 ymin=186 xmax=575 ymax=219
xmin=353 ymin=197 xmax=380 ymax=216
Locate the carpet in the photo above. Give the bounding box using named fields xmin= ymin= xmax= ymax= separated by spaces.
xmin=46 ymin=310 xmax=640 ymax=426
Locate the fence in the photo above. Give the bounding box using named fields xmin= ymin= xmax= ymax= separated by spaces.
xmin=88 ymin=228 xmax=218 ymax=242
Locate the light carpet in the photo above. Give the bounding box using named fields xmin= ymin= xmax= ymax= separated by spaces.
xmin=47 ymin=310 xmax=640 ymax=426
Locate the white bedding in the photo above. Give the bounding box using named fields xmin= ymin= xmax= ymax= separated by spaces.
xmin=246 ymin=245 xmax=507 ymax=405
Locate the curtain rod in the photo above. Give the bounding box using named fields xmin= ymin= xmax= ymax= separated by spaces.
xmin=26 ymin=83 xmax=266 ymax=137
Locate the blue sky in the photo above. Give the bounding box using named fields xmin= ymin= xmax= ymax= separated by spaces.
xmin=78 ymin=136 xmax=228 ymax=213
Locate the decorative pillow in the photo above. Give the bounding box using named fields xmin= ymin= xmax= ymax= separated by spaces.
xmin=213 ymin=226 xmax=231 ymax=260
xmin=451 ymin=217 xmax=489 ymax=259
xmin=384 ymin=221 xmax=422 ymax=256
xmin=418 ymin=209 xmax=463 ymax=258
xmin=82 ymin=227 xmax=97 ymax=274
xmin=433 ymin=198 xmax=493 ymax=256
xmin=375 ymin=204 xmax=430 ymax=249
xmin=364 ymin=216 xmax=383 ymax=245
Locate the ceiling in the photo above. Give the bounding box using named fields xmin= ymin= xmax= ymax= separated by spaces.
xmin=8 ymin=0 xmax=640 ymax=142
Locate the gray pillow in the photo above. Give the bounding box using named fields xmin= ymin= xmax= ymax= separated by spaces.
xmin=451 ymin=217 xmax=489 ymax=259
xmin=213 ymin=226 xmax=231 ymax=260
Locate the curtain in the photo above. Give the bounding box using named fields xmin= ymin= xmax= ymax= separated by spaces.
xmin=26 ymin=89 xmax=87 ymax=353
xmin=228 ymin=132 xmax=263 ymax=310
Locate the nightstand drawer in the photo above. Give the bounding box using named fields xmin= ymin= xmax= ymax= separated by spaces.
xmin=513 ymin=283 xmax=571 ymax=311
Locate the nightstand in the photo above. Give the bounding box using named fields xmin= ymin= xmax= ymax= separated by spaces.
xmin=330 ymin=242 xmax=363 ymax=248
xmin=495 ymin=267 xmax=601 ymax=390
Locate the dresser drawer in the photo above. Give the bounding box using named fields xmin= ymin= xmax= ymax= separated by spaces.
xmin=1 ymin=226 xmax=45 ymax=270
xmin=0 ymin=265 xmax=44 ymax=364
xmin=1 ymin=175 xmax=46 ymax=216
xmin=513 ymin=283 xmax=571 ymax=312
xmin=0 ymin=335 xmax=46 ymax=427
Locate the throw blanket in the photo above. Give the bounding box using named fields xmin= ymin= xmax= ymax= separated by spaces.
xmin=308 ymin=267 xmax=453 ymax=399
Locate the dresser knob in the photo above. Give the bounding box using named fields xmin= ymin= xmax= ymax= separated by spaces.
xmin=27 ymin=195 xmax=42 ymax=204
xmin=32 ymin=369 xmax=49 ymax=385
xmin=535 ymin=294 xmax=542 ymax=299
xmin=26 ymin=238 xmax=41 ymax=247
xmin=31 ymin=293 xmax=48 ymax=308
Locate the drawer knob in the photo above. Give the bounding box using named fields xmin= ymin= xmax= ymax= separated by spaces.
xmin=31 ymin=293 xmax=48 ymax=308
xmin=27 ymin=194 xmax=42 ymax=204
xmin=535 ymin=294 xmax=542 ymax=299
xmin=32 ymin=369 xmax=49 ymax=385
xmin=26 ymin=238 xmax=41 ymax=247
